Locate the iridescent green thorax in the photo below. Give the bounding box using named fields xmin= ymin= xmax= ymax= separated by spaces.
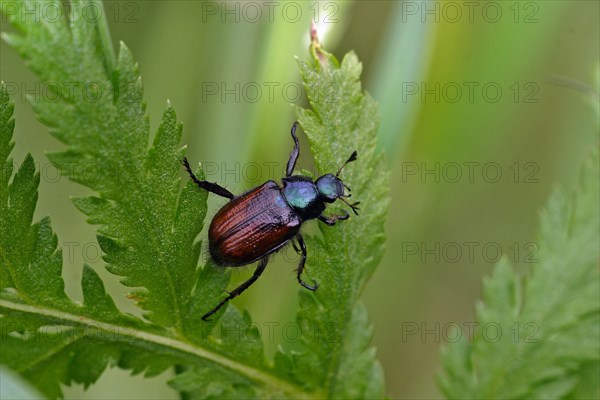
xmin=281 ymin=176 xmax=326 ymax=220
xmin=283 ymin=181 xmax=318 ymax=209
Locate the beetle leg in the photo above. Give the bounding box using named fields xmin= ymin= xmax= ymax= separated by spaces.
xmin=286 ymin=122 xmax=300 ymax=177
xmin=318 ymin=215 xmax=336 ymax=226
xmin=318 ymin=210 xmax=350 ymax=226
xmin=183 ymin=157 xmax=235 ymax=200
xmin=201 ymin=257 xmax=269 ymax=321
xmin=340 ymin=198 xmax=360 ymax=215
xmin=295 ymin=234 xmax=319 ymax=291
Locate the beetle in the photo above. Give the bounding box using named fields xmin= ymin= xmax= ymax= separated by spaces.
xmin=183 ymin=122 xmax=359 ymax=320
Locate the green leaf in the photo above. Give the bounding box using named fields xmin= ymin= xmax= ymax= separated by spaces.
xmin=439 ymin=148 xmax=600 ymax=399
xmin=0 ymin=0 xmax=212 ymax=331
xmin=0 ymin=79 xmax=67 ymax=309
xmin=0 ymin=79 xmax=139 ymax=398
xmin=272 ymin=40 xmax=390 ymax=398
xmin=1 ymin=2 xmax=389 ymax=398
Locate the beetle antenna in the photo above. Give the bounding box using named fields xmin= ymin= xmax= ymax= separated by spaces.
xmin=336 ymin=151 xmax=358 ymax=177
xmin=340 ymin=197 xmax=360 ymax=215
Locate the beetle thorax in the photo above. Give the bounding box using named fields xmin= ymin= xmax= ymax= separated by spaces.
xmin=281 ymin=176 xmax=326 ymax=220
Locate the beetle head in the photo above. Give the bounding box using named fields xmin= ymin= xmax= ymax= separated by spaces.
xmin=316 ymin=173 xmax=344 ymax=202
xmin=315 ymin=151 xmax=360 ymax=215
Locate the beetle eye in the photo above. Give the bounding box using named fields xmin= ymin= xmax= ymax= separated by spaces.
xmin=316 ymin=174 xmax=344 ymax=202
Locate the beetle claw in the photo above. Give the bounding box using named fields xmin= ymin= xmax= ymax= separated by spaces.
xmin=299 ymin=279 xmax=319 ymax=291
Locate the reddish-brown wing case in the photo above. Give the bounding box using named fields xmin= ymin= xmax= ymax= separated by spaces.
xmin=208 ymin=180 xmax=301 ymax=266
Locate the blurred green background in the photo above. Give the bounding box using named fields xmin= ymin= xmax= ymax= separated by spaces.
xmin=1 ymin=1 xmax=598 ymax=398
